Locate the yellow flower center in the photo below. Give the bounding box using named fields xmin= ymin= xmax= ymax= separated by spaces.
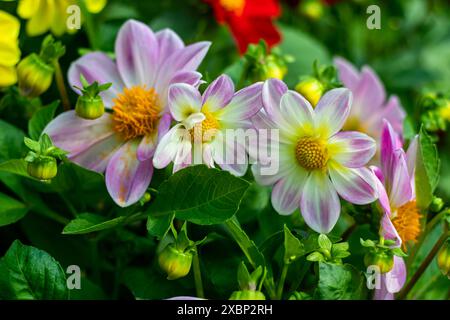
xmin=190 ymin=110 xmax=220 ymax=143
xmin=295 ymin=137 xmax=329 ymax=170
xmin=220 ymin=0 xmax=245 ymax=14
xmin=343 ymin=116 xmax=366 ymax=133
xmin=112 ymin=86 xmax=161 ymax=140
xmin=392 ymin=200 xmax=422 ymax=251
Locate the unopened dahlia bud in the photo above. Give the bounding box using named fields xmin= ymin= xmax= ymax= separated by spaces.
xmin=74 ymin=75 xmax=111 ymax=120
xmin=295 ymin=77 xmax=324 ymax=107
xmin=229 ymin=290 xmax=266 ymax=300
xmin=437 ymin=239 xmax=450 ymax=279
xmin=27 ymin=156 xmax=57 ymax=181
xmin=17 ymin=53 xmax=54 ymax=98
xmin=300 ymin=0 xmax=324 ymax=20
xmin=430 ymin=197 xmax=444 ymax=213
xmin=158 ymin=244 xmax=193 ymax=280
xmin=264 ymin=55 xmax=287 ymax=80
xmin=364 ymin=250 xmax=394 ymax=274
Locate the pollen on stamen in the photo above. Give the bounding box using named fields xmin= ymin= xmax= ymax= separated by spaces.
xmin=392 ymin=200 xmax=422 ymax=251
xmin=190 ymin=110 xmax=220 ymax=143
xmin=295 ymin=137 xmax=329 ymax=170
xmin=112 ymin=86 xmax=161 ymax=141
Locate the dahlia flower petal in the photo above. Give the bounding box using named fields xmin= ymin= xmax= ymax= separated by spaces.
xmin=271 ymin=168 xmax=307 ymax=215
xmin=68 ymin=52 xmax=124 ymax=108
xmin=406 ymin=135 xmax=418 ymax=180
xmin=373 ymin=277 xmax=394 ymax=300
xmin=371 ymin=167 xmax=391 ymax=214
xmin=155 ymin=41 xmax=211 ymax=101
xmin=170 ymin=71 xmax=203 ymax=87
xmin=153 ymin=124 xmax=184 ymax=169
xmin=334 ymin=57 xmax=360 ymax=91
xmin=155 ymin=29 xmax=184 ymax=62
xmin=173 ymin=139 xmax=192 ymax=173
xmin=212 ymin=133 xmax=248 ymax=176
xmin=380 ymin=120 xmax=402 ymax=185
xmin=106 ymin=140 xmax=154 ymax=207
xmin=353 ymin=67 xmax=386 ymax=115
xmin=378 ymin=96 xmax=406 ymax=135
xmin=328 ymin=131 xmax=376 ymax=168
xmin=301 ymin=171 xmax=341 ymax=234
xmin=279 ymin=90 xmax=314 ymax=132
xmin=262 ymin=78 xmax=288 ymax=119
xmin=202 ymin=143 xmax=215 ymax=168
xmin=168 ymin=83 xmax=202 ymax=121
xmin=314 ymin=88 xmax=352 ymax=138
xmin=44 ymin=111 xmax=118 ymax=158
xmin=70 ymin=134 xmax=123 ymax=173
xmin=115 ymin=20 xmax=159 ymax=88
xmin=219 ymin=82 xmax=263 ymax=122
xmin=389 ymin=149 xmax=413 ymax=208
xmin=329 ymin=163 xmax=378 ymax=205
xmin=381 ymin=212 xmax=402 ymax=248
xmin=202 ymin=74 xmax=235 ymax=112
xmin=136 ymin=113 xmax=172 ymax=161
xmin=385 ymin=256 xmax=407 ymax=294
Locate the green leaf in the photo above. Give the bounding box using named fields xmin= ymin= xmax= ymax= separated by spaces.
xmin=0 ymin=192 xmax=29 ymax=226
xmin=306 ymin=252 xmax=325 ymax=262
xmin=146 ymin=213 xmax=174 ymax=240
xmin=149 ymin=165 xmax=250 ymax=225
xmin=283 ymin=225 xmax=305 ymax=264
xmin=0 ymin=120 xmax=26 ymax=162
xmin=0 ymin=240 xmax=68 ymax=299
xmin=28 ymin=101 xmax=59 ymax=140
xmin=237 ymin=262 xmax=252 ymax=290
xmin=62 ymin=213 xmax=126 ymax=235
xmin=360 ymin=238 xmax=376 ymax=248
xmin=316 ymin=262 xmax=366 ymax=300
xmin=416 ymin=127 xmax=440 ymax=209
xmin=0 ymin=159 xmax=36 ymax=180
xmin=277 ymin=24 xmax=330 ymax=86
xmin=24 ymin=137 xmax=41 ymax=152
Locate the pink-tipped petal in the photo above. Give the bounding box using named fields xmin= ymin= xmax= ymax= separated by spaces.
xmin=328 ymin=163 xmax=378 ymax=205
xmin=170 ymin=71 xmax=203 ymax=87
xmin=155 ymin=29 xmax=184 ymax=62
xmin=388 ymin=149 xmax=413 ymax=208
xmin=352 ymin=67 xmax=386 ymax=116
xmin=334 ymin=57 xmax=360 ymax=91
xmin=314 ymin=88 xmax=352 ymax=138
xmin=380 ymin=120 xmax=402 ymax=185
xmin=300 ymin=171 xmax=341 ymax=234
xmin=136 ymin=134 xmax=157 ymax=162
xmin=173 ymin=139 xmax=192 ymax=173
xmin=385 ymin=256 xmax=407 ymax=294
xmin=212 ymin=133 xmax=248 ymax=177
xmin=168 ymin=83 xmax=202 ymax=121
xmin=378 ymin=96 xmax=405 ymax=136
xmin=202 ymin=74 xmax=235 ymax=112
xmin=328 ymin=131 xmax=376 ymax=168
xmin=68 ymin=52 xmax=124 ymax=108
xmin=271 ymin=168 xmax=307 ymax=215
xmin=279 ymin=90 xmax=314 ymax=133
xmin=70 ymin=134 xmax=123 ymax=173
xmin=115 ymin=20 xmax=159 ymax=88
xmin=406 ymin=135 xmax=418 ymax=179
xmin=44 ymin=111 xmax=118 ymax=158
xmin=106 ymin=140 xmax=154 ymax=207
xmin=219 ymin=82 xmax=263 ymax=122
xmin=262 ymin=78 xmax=288 ymax=119
xmin=380 ymin=212 xmax=402 ymax=248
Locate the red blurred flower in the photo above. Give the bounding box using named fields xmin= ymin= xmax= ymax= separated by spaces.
xmin=206 ymin=0 xmax=282 ymax=54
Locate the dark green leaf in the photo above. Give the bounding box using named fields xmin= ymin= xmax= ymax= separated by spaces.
xmin=149 ymin=165 xmax=250 ymax=225
xmin=146 ymin=213 xmax=174 ymax=240
xmin=28 ymin=101 xmax=59 ymax=140
xmin=0 ymin=240 xmax=68 ymax=299
xmin=62 ymin=213 xmax=126 ymax=235
xmin=0 ymin=192 xmax=29 ymax=226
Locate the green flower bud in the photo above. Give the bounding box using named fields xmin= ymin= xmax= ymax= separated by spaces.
xmin=437 ymin=239 xmax=450 ymax=279
xmin=27 ymin=156 xmax=57 ymax=181
xmin=17 ymin=53 xmax=54 ymax=98
xmin=158 ymin=244 xmax=193 ymax=280
xmin=295 ymin=77 xmax=324 ymax=107
xmin=364 ymin=250 xmax=394 ymax=274
xmin=229 ymin=290 xmax=266 ymax=300
xmin=75 ymin=95 xmax=105 ymax=120
xmin=264 ymin=56 xmax=287 ymax=80
xmin=300 ymin=0 xmax=324 ymax=20
xmin=430 ymin=197 xmax=444 ymax=213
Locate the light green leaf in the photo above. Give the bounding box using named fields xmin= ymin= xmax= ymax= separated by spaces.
xmin=415 ymin=127 xmax=440 ymax=209
xmin=0 ymin=159 xmax=36 ymax=180
xmin=62 ymin=213 xmax=126 ymax=235
xmin=0 ymin=240 xmax=68 ymax=299
xmin=0 ymin=192 xmax=29 ymax=226
xmin=149 ymin=165 xmax=250 ymax=225
xmin=318 ymin=234 xmax=333 ymax=251
xmin=283 ymin=225 xmax=305 ymax=264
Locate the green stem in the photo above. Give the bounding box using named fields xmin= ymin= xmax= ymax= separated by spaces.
xmin=223 ymin=218 xmax=277 ymax=299
xmin=54 ymin=61 xmax=71 ymax=111
xmin=79 ymin=0 xmax=99 ymax=50
xmin=276 ymin=263 xmax=289 ymax=300
xmin=398 ymin=228 xmax=448 ymax=300
xmin=193 ymin=252 xmax=205 ymax=299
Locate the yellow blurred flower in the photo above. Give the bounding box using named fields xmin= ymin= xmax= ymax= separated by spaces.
xmin=0 ymin=10 xmax=21 ymax=87
xmin=15 ymin=0 xmax=107 ymax=37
